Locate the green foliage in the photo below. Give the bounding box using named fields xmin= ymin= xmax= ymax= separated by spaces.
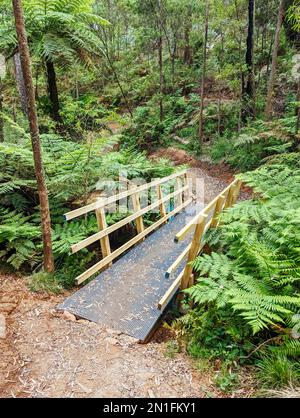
xmin=0 ymin=0 xmax=109 ymax=65
xmin=214 ymin=364 xmax=239 ymax=393
xmin=0 ymin=132 xmax=175 ymax=284
xmin=177 ymin=152 xmax=300 ymax=389
xmin=27 ymin=272 xmax=63 ymax=295
xmin=211 ymin=117 xmax=298 ymax=171
xmin=164 ymin=340 xmax=180 ymax=358
xmin=257 ymin=355 xmax=300 ymax=389
xmin=0 ymin=210 xmax=41 ymax=269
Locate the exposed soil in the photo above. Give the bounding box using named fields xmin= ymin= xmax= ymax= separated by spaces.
xmin=0 ymin=275 xmax=256 ymax=398
xmin=150 ymin=147 xmax=252 ymax=200
xmin=0 ymin=275 xmax=218 ymax=398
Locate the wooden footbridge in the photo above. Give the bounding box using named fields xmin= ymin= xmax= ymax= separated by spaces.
xmin=58 ymin=170 xmax=242 ymax=342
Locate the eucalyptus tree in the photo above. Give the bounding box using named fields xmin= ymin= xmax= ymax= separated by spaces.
xmin=0 ymin=54 xmax=5 ymax=142
xmin=265 ymin=0 xmax=286 ymax=120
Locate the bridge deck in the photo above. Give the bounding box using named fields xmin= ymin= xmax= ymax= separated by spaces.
xmin=58 ymin=202 xmax=200 ymax=342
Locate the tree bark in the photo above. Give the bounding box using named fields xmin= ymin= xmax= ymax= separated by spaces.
xmin=264 ymin=0 xmax=286 ymax=120
xmin=199 ymin=0 xmax=209 ymax=144
xmin=183 ymin=23 xmax=192 ymax=65
xmin=12 ymin=0 xmax=54 ymax=273
xmin=242 ymin=0 xmax=255 ymax=121
xmin=13 ymin=51 xmax=28 ymax=115
xmin=158 ymin=33 xmax=164 ymax=122
xmin=296 ymin=77 xmax=300 ymax=135
xmin=45 ymin=60 xmax=61 ymax=123
xmin=0 ymin=79 xmax=4 ymax=142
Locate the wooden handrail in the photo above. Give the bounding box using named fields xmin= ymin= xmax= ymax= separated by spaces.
xmin=158 ymin=178 xmax=242 ymax=309
xmin=64 ymin=170 xmax=190 ymax=285
xmin=76 ymin=198 xmax=192 ymax=285
xmin=64 ymin=170 xmax=187 ymax=221
xmin=174 ymin=179 xmax=239 ymax=242
xmin=71 ymin=185 xmax=189 ymax=254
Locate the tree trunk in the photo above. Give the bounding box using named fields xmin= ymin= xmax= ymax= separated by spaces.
xmin=183 ymin=24 xmax=192 ymax=65
xmin=12 ymin=0 xmax=54 ymax=273
xmin=199 ymin=0 xmax=209 ymax=144
xmin=158 ymin=33 xmax=164 ymax=122
xmin=296 ymin=77 xmax=300 ymax=135
xmin=0 ymin=79 xmax=4 ymax=142
xmin=45 ymin=60 xmax=61 ymax=123
xmin=264 ymin=0 xmax=286 ymax=120
xmin=13 ymin=51 xmax=28 ymax=115
xmin=242 ymin=0 xmax=255 ymax=121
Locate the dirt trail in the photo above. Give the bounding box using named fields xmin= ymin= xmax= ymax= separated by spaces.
xmin=0 ymin=275 xmax=217 ymax=398
xmin=0 ymin=159 xmax=252 ymax=398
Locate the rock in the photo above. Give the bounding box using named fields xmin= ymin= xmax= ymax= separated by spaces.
xmin=63 ymin=311 xmax=77 ymax=322
xmin=105 ymin=337 xmax=120 ymax=346
xmin=77 ymin=319 xmax=90 ymax=324
xmin=0 ymin=303 xmax=16 ymax=314
xmin=0 ymin=314 xmax=6 ymax=338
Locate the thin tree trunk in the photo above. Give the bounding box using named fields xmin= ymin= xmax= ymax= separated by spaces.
xmin=13 ymin=51 xmax=28 ymax=114
xmin=183 ymin=24 xmax=192 ymax=65
xmin=264 ymin=0 xmax=286 ymax=120
xmin=0 ymin=79 xmax=4 ymax=142
xmin=296 ymin=77 xmax=300 ymax=135
xmin=12 ymin=0 xmax=54 ymax=273
xmin=158 ymin=33 xmax=164 ymax=122
xmin=242 ymin=0 xmax=255 ymax=121
xmin=45 ymin=60 xmax=61 ymax=123
xmin=234 ymin=0 xmax=244 ymax=131
xmin=199 ymin=0 xmax=209 ymax=144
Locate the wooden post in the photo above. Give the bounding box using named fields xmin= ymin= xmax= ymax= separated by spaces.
xmin=156 ymin=184 xmax=167 ymax=219
xmin=131 ymin=190 xmax=145 ymax=240
xmin=95 ymin=201 xmax=112 ymax=267
xmin=231 ymin=180 xmax=242 ymax=205
xmin=224 ymin=185 xmax=234 ymax=209
xmin=183 ymin=172 xmax=190 ymax=202
xmin=210 ymin=194 xmax=226 ymax=228
xmin=180 ymin=215 xmax=207 ymax=290
xmin=175 ymin=177 xmax=183 ymax=208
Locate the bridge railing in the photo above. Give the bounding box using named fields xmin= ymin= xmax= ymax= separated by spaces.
xmin=158 ymin=178 xmax=242 ymax=310
xmin=64 ymin=170 xmax=191 ymax=285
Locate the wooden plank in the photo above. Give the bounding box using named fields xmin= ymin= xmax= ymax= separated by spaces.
xmin=174 ymin=179 xmax=238 ymax=242
xmin=231 ymin=180 xmax=242 ymax=205
xmin=210 ymin=194 xmax=226 ymax=228
xmin=95 ymin=204 xmax=112 ymax=268
xmin=181 ymin=215 xmax=207 ymax=290
xmin=183 ymin=172 xmax=190 ymax=202
xmin=131 ymin=190 xmax=145 ymax=241
xmin=75 ymin=198 xmax=192 ymax=285
xmin=156 ymin=184 xmax=167 ymax=219
xmin=64 ymin=170 xmax=187 ymax=221
xmin=175 ymin=177 xmax=183 ymax=207
xmin=165 ymin=243 xmax=191 ymax=278
xmin=224 ymin=184 xmax=234 ymax=209
xmin=71 ymin=185 xmax=189 ymax=254
xmin=158 ymin=269 xmax=184 ymax=310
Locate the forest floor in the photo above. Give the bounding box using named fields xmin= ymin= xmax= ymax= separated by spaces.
xmin=0 ymin=156 xmax=254 ymax=398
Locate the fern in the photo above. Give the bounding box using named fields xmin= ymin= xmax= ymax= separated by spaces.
xmin=186 ymin=155 xmax=300 ymax=337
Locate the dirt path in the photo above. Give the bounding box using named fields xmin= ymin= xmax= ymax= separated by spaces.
xmin=0 ymin=159 xmax=252 ymax=398
xmin=0 ymin=275 xmax=218 ymax=398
